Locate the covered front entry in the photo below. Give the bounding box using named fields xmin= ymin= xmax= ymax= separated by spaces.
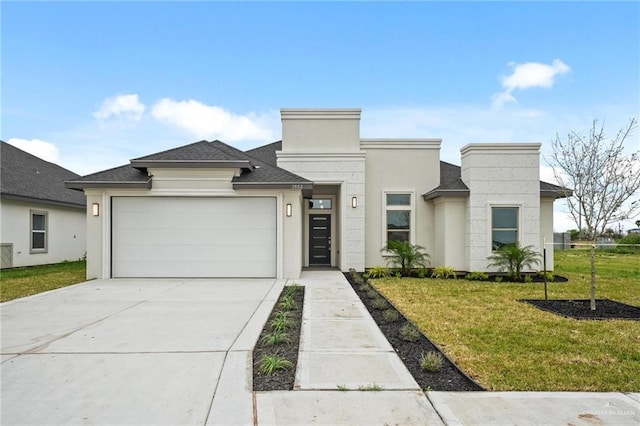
xmin=111 ymin=197 xmax=277 ymax=278
xmin=304 ymin=186 xmax=339 ymax=268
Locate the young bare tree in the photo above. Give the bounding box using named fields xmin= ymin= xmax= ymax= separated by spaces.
xmin=549 ymin=118 xmax=639 ymax=241
xmin=548 ymin=118 xmax=639 ymax=310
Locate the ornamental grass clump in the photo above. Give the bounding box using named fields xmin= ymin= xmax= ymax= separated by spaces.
xmin=400 ymin=322 xmax=421 ymax=342
xmin=269 ymin=311 xmax=294 ymax=332
xmin=260 ymin=329 xmax=291 ymax=346
xmin=370 ymin=296 xmax=388 ymax=310
xmin=420 ymin=351 xmax=444 ymax=372
xmin=382 ymin=309 xmax=400 ymax=322
xmin=258 ymin=353 xmax=294 ymax=375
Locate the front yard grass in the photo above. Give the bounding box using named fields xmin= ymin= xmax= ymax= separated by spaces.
xmin=372 ymin=250 xmax=640 ymax=391
xmin=0 ymin=261 xmax=87 ymax=302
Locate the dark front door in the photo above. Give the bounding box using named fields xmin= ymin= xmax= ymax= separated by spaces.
xmin=309 ymin=214 xmax=331 ymax=265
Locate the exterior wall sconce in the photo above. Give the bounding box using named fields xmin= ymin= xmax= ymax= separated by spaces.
xmin=351 ymin=196 xmax=358 ymax=208
xmin=92 ymin=203 xmax=100 ymax=217
xmin=286 ymin=203 xmax=292 ymax=217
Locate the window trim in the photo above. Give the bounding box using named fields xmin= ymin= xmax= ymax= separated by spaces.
xmin=382 ymin=190 xmax=415 ymax=247
xmin=489 ymin=204 xmax=521 ymax=252
xmin=30 ymin=210 xmax=48 ymax=254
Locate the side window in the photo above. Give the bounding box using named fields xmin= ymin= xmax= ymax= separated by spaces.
xmin=30 ymin=211 xmax=48 ymax=253
xmin=385 ymin=193 xmax=412 ymax=243
xmin=492 ymin=207 xmax=518 ymax=250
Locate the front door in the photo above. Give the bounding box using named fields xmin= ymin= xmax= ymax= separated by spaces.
xmin=309 ymin=214 xmax=331 ymax=265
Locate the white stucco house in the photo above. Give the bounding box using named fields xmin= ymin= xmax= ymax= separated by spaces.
xmin=66 ymin=108 xmax=568 ymax=280
xmin=1 ymin=141 xmax=86 ymax=268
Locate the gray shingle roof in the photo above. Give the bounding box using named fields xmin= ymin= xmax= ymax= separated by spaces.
xmin=423 ymin=161 xmax=572 ymax=199
xmin=245 ymin=141 xmax=282 ymax=166
xmin=65 ymin=140 xmax=312 ymax=194
xmin=1 ymin=141 xmax=85 ymax=208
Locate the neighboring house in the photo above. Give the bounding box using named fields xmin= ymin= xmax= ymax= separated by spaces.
xmin=1 ymin=141 xmax=86 ymax=268
xmin=66 ymin=108 xmax=569 ymax=280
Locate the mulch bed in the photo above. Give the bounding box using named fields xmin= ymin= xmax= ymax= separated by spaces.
xmin=344 ymin=272 xmax=484 ymax=391
xmin=521 ymin=299 xmax=640 ymax=320
xmin=253 ymin=287 xmax=304 ymax=391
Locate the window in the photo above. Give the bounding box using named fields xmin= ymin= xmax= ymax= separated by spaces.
xmin=492 ymin=207 xmax=518 ymax=250
xmin=30 ymin=211 xmax=48 ymax=253
xmin=309 ymin=199 xmax=332 ymax=210
xmin=385 ymin=193 xmax=412 ymax=243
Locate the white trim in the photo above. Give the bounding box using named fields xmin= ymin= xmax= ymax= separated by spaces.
xmin=276 ymin=152 xmax=367 ymax=161
xmin=461 ymin=143 xmax=541 ymax=156
xmin=381 ymin=190 xmax=416 ymax=247
xmin=280 ymin=108 xmax=362 ymax=120
xmin=360 ymin=139 xmax=441 ymax=150
xmin=29 ymin=210 xmax=48 ymax=254
xmin=487 ymin=203 xmax=522 ymax=255
xmin=304 ymin=194 xmax=337 ymax=267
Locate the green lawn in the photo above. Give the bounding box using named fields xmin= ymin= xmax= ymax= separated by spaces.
xmin=372 ymin=250 xmax=640 ymax=391
xmin=0 ymin=261 xmax=87 ymax=302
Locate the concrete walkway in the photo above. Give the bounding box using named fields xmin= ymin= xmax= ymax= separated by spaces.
xmin=2 ymin=272 xmax=638 ymax=425
xmin=255 ymin=270 xmax=640 ymax=426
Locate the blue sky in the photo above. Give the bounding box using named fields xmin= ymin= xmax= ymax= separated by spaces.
xmin=2 ymin=1 xmax=639 ymax=231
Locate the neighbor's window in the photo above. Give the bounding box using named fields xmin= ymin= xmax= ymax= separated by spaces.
xmin=385 ymin=193 xmax=412 ymax=243
xmin=30 ymin=211 xmax=48 ymax=253
xmin=492 ymin=207 xmax=518 ymax=250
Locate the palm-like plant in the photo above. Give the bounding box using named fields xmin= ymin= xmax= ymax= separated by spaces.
xmin=381 ymin=240 xmax=430 ymax=277
xmin=487 ymin=243 xmax=541 ymax=281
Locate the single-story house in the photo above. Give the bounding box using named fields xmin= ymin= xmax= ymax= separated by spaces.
xmin=66 ymin=108 xmax=568 ymax=280
xmin=1 ymin=141 xmax=86 ymax=268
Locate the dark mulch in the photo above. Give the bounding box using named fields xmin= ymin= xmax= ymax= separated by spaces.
xmin=521 ymin=299 xmax=640 ymax=320
xmin=253 ymin=287 xmax=304 ymax=391
xmin=344 ymin=272 xmax=484 ymax=391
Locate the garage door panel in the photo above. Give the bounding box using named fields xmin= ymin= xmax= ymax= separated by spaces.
xmin=112 ymin=197 xmax=276 ymax=278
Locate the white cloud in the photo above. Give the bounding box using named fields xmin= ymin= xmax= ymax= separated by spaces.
xmin=151 ymin=98 xmax=274 ymax=141
xmin=93 ymin=94 xmax=146 ymax=121
xmin=492 ymin=59 xmax=571 ymax=108
xmin=7 ymin=138 xmax=60 ymax=163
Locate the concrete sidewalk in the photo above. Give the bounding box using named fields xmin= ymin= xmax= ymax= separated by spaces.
xmin=255 ymin=270 xmax=640 ymax=426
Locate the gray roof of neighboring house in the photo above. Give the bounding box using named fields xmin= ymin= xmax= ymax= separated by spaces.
xmin=1 ymin=141 xmax=86 ymax=209
xmin=66 ymin=140 xmax=312 ymax=196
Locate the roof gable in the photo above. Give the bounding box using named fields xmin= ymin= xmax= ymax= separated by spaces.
xmin=66 ymin=140 xmax=312 ymax=196
xmin=1 ymin=141 xmax=85 ymax=208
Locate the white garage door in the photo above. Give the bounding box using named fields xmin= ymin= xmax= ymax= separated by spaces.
xmin=112 ymin=197 xmax=276 ymax=278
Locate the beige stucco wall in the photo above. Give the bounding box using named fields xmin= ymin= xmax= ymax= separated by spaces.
xmin=361 ymin=139 xmax=441 ymax=268
xmin=461 ymin=143 xmax=542 ymax=272
xmin=83 ymin=171 xmax=303 ymax=280
xmin=432 ymin=197 xmax=467 ymax=270
xmin=0 ymin=199 xmax=86 ymax=268
xmin=281 ymin=109 xmax=362 ymax=153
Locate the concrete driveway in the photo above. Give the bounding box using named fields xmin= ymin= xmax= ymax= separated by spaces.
xmin=1 ymin=278 xmax=282 ymax=425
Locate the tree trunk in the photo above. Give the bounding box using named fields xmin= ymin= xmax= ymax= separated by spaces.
xmin=590 ymin=243 xmax=596 ymax=311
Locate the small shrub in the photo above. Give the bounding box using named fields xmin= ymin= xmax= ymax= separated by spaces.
xmin=337 ymin=384 xmax=349 ymax=391
xmin=417 ymin=268 xmax=428 ymax=278
xmin=279 ymin=295 xmax=296 ymax=310
xmin=269 ymin=311 xmax=294 ymax=332
xmin=370 ymin=296 xmax=388 ymax=310
xmin=382 ymin=309 xmax=400 ymax=322
xmin=615 ymin=234 xmax=640 ymax=253
xmin=420 ymin=351 xmax=444 ymax=372
xmin=523 ymin=274 xmax=533 ymax=283
xmin=283 ymin=284 xmax=302 ymax=297
xmin=381 ymin=240 xmax=430 ymax=276
xmin=465 ymin=271 xmax=488 ymax=281
xmin=538 ymin=271 xmax=555 ymax=281
xmin=362 ymin=272 xmax=371 ymax=280
xmin=365 ymin=289 xmax=379 ymax=299
xmin=432 ymin=266 xmax=457 ymax=279
xmin=394 ymin=272 xmax=402 ymax=279
xmin=260 ymin=329 xmax=291 ymax=346
xmin=368 ymin=266 xmax=390 ymax=278
xmin=358 ymin=282 xmax=371 ymax=292
xmin=494 ymin=276 xmax=503 ymax=283
xmin=258 ymin=353 xmax=294 ymax=375
xmin=400 ymin=322 xmax=421 ymax=342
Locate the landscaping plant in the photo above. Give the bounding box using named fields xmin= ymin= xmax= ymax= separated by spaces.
xmin=431 ymin=266 xmax=457 ymax=279
xmin=258 ymin=354 xmax=294 ymax=375
xmin=260 ymin=329 xmax=292 ymax=346
xmin=487 ymin=243 xmax=541 ymax=281
xmin=400 ymin=322 xmax=421 ymax=342
xmin=381 ymin=240 xmax=430 ymax=276
xmin=368 ymin=265 xmax=390 ymax=278
xmin=420 ymin=351 xmax=444 ymax=372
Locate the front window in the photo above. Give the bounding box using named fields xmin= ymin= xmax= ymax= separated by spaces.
xmin=385 ymin=193 xmax=412 ymax=243
xmin=309 ymin=199 xmax=332 ymax=210
xmin=30 ymin=211 xmax=48 ymax=253
xmin=492 ymin=207 xmax=518 ymax=250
